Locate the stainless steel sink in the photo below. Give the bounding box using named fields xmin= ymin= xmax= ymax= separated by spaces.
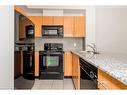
xmin=78 ymin=51 xmax=100 ymax=55
xmin=78 ymin=51 xmax=87 ymax=54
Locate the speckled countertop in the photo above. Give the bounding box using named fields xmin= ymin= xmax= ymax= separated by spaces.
xmin=72 ymin=51 xmax=127 ymax=85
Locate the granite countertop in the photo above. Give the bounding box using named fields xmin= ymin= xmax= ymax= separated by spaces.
xmin=72 ymin=51 xmax=127 ymax=85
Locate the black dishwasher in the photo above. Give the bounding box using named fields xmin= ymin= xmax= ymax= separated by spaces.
xmin=80 ymin=58 xmax=98 ymax=89
xmin=23 ymin=50 xmax=35 ymax=80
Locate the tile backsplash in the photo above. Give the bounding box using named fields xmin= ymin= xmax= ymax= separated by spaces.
xmin=35 ymin=37 xmax=85 ymax=51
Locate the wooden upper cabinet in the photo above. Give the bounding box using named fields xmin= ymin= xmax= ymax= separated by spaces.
xmin=42 ymin=16 xmax=53 ymax=25
xmin=28 ymin=16 xmax=42 ymax=37
xmin=42 ymin=16 xmax=63 ymax=25
xmin=64 ymin=16 xmax=85 ymax=37
xmin=74 ymin=16 xmax=86 ymax=37
xmin=53 ymin=16 xmax=63 ymax=25
xmin=19 ymin=17 xmax=32 ymax=39
xmin=64 ymin=51 xmax=72 ymax=76
xmin=64 ymin=16 xmax=74 ymax=37
xmin=19 ymin=18 xmax=25 ymax=39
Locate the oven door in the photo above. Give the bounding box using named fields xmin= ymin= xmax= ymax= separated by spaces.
xmin=39 ymin=52 xmax=63 ymax=79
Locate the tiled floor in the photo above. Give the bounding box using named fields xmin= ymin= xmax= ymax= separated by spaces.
xmin=14 ymin=77 xmax=34 ymax=89
xmin=32 ymin=78 xmax=75 ymax=90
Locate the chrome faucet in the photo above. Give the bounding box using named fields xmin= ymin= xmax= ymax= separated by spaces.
xmin=86 ymin=43 xmax=99 ymax=54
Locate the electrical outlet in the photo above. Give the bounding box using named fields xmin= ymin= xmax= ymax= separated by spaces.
xmin=74 ymin=43 xmax=76 ymax=47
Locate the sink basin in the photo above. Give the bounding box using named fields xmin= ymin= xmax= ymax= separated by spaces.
xmin=93 ymin=52 xmax=100 ymax=54
xmin=78 ymin=51 xmax=87 ymax=54
xmin=78 ymin=51 xmax=100 ymax=54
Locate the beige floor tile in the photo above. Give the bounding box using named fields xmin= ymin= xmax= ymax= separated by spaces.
xmin=38 ymin=85 xmax=52 ymax=89
xmin=53 ymin=80 xmax=63 ymax=85
xmin=38 ymin=80 xmax=53 ymax=85
xmin=51 ymin=84 xmax=63 ymax=89
xmin=63 ymin=79 xmax=75 ymax=90
xmin=63 ymin=86 xmax=75 ymax=89
xmin=32 ymin=78 xmax=74 ymax=90
xmin=51 ymin=80 xmax=63 ymax=89
xmin=32 ymin=86 xmax=40 ymax=89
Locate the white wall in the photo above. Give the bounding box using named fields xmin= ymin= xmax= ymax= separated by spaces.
xmin=95 ymin=6 xmax=127 ymax=54
xmin=0 ymin=6 xmax=14 ymax=89
xmin=43 ymin=9 xmax=63 ymax=16
xmin=15 ymin=12 xmax=19 ymax=42
xmin=85 ymin=6 xmax=96 ymax=45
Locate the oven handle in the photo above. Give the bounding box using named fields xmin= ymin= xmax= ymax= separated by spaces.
xmin=39 ymin=53 xmax=63 ymax=56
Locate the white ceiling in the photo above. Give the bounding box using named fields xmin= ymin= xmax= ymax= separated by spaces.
xmin=27 ymin=5 xmax=87 ymax=9
xmin=16 ymin=5 xmax=86 ymax=16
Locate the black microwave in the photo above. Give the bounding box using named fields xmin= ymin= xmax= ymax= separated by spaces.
xmin=42 ymin=25 xmax=63 ymax=37
xmin=26 ymin=25 xmax=34 ymax=38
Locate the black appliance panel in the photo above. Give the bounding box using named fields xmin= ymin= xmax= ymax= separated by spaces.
xmin=39 ymin=51 xmax=63 ymax=79
xmin=39 ymin=43 xmax=63 ymax=79
xmin=80 ymin=58 xmax=98 ymax=89
xmin=39 ymin=52 xmax=63 ymax=71
xmin=44 ymin=43 xmax=63 ymax=51
xmin=42 ymin=26 xmax=63 ymax=37
xmin=26 ymin=25 xmax=34 ymax=38
xmin=23 ymin=51 xmax=35 ymax=80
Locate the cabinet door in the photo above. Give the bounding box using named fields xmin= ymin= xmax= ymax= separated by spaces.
xmin=14 ymin=51 xmax=21 ymax=77
xmin=98 ymin=69 xmax=127 ymax=90
xmin=74 ymin=16 xmax=85 ymax=37
xmin=64 ymin=16 xmax=74 ymax=37
xmin=35 ymin=51 xmax=39 ymax=77
xmin=75 ymin=54 xmax=80 ymax=89
xmin=42 ymin=16 xmax=53 ymax=25
xmin=29 ymin=16 xmax=42 ymax=37
xmin=72 ymin=54 xmax=76 ymax=87
xmin=19 ymin=18 xmax=30 ymax=39
xmin=53 ymin=16 xmax=63 ymax=25
xmin=64 ymin=52 xmax=72 ymax=76
xmin=72 ymin=53 xmax=80 ymax=89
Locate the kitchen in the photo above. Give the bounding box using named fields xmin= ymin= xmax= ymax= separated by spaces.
xmin=13 ymin=5 xmax=127 ymax=90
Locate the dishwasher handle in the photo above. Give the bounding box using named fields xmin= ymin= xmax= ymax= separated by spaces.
xmin=80 ymin=64 xmax=97 ymax=80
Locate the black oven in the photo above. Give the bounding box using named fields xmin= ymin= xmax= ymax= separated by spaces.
xmin=42 ymin=25 xmax=63 ymax=37
xmin=80 ymin=58 xmax=98 ymax=89
xmin=39 ymin=43 xmax=63 ymax=79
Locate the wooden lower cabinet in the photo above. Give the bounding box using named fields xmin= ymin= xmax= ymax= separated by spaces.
xmin=98 ymin=69 xmax=127 ymax=89
xmin=35 ymin=51 xmax=39 ymax=77
xmin=72 ymin=53 xmax=80 ymax=89
xmin=64 ymin=51 xmax=72 ymax=76
xmin=14 ymin=51 xmax=21 ymax=77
